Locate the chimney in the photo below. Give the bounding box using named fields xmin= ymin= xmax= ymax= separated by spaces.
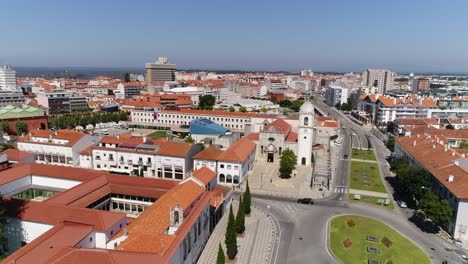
xmin=432 ymin=144 xmax=436 ymax=149
xmin=116 ymin=135 xmax=120 ymax=139
xmin=54 ymin=130 xmax=58 ymax=136
xmin=143 ymin=136 xmax=147 ymax=143
xmin=451 ymin=151 xmax=455 ymax=156
xmin=413 ymin=140 xmax=417 ymax=147
xmin=393 ymin=98 xmax=397 ymax=104
xmin=462 ymin=153 xmax=466 ymax=158
xmin=444 ymin=145 xmax=448 ymax=151
xmin=448 ymin=175 xmax=454 ymax=182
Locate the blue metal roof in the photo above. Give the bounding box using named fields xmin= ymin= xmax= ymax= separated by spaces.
xmin=189 ymin=118 xmax=229 ymax=135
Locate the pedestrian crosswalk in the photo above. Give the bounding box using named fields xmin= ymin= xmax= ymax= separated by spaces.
xmin=334 ymin=186 xmax=348 ymax=194
xmin=284 ymin=204 xmax=300 ymax=214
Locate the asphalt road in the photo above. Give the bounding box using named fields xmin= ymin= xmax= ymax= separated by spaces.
xmin=254 ymin=197 xmax=467 ymax=264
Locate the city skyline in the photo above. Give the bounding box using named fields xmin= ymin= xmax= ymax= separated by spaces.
xmin=1 ymin=0 xmax=468 ymax=73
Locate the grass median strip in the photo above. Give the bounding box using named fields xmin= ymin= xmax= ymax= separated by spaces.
xmin=349 ymin=161 xmax=386 ymax=193
xmin=351 ymin=148 xmax=377 ymax=161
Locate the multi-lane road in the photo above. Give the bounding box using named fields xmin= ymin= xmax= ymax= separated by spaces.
xmin=251 ymin=98 xmax=467 ymax=263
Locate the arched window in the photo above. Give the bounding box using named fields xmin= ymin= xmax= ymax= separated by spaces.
xmin=304 ymin=117 xmax=309 ymax=126
xmin=233 ymin=175 xmax=240 ymax=184
xmin=226 ymin=174 xmax=232 ymax=183
xmin=219 ymin=174 xmax=225 ymax=182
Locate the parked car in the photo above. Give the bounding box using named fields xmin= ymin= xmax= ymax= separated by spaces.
xmin=343 ymin=154 xmax=348 ymax=160
xmin=297 ymin=198 xmax=314 ymax=204
xmin=397 ymin=200 xmax=407 ymax=208
xmin=442 ymin=259 xmax=454 ymax=264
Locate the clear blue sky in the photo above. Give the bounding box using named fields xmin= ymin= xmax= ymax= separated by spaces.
xmin=1 ymin=0 xmax=468 ymax=73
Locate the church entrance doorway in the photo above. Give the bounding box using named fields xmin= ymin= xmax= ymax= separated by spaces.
xmin=301 ymin=157 xmax=306 ymax=165
xmin=267 ymin=152 xmax=274 ymax=163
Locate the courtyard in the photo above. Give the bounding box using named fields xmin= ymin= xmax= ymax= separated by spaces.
xmin=329 ymin=215 xmax=430 ymax=264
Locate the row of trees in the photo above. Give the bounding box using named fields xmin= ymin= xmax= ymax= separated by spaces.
xmin=279 ymin=149 xmax=297 ymax=179
xmin=335 ymin=102 xmax=352 ymax=111
xmin=218 ymin=182 xmax=251 ymax=262
xmin=49 ymin=111 xmax=128 ymax=129
xmin=392 ymin=157 xmax=453 ymax=226
xmin=1 ymin=121 xmax=28 ymax=135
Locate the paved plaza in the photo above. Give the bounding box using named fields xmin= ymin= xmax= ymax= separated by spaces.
xmin=197 ymin=200 xmax=277 ymax=264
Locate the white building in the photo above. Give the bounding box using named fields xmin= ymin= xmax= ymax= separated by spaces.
xmin=192 ymin=137 xmax=256 ymax=186
xmin=325 ymin=86 xmax=349 ymax=106
xmin=17 ymin=130 xmax=97 ymax=166
xmin=0 ymin=65 xmax=17 ymax=90
xmin=82 ymin=135 xmax=201 ymax=180
xmin=297 ymin=101 xmax=315 ymax=166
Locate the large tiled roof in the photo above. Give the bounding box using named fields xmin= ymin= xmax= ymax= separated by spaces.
xmin=217 ymin=137 xmax=256 ymax=163
xmin=116 ymin=180 xmax=206 ymax=254
xmin=2 ymin=148 xmax=35 ymax=162
xmin=17 ymin=129 xmax=88 ymax=147
xmin=162 ymin=109 xmax=257 ymax=117
xmin=397 ymin=135 xmax=468 ymax=199
xmin=263 ymin=119 xmax=291 ymax=135
xmin=156 ymin=141 xmax=192 ymax=157
xmin=192 ymin=146 xmax=224 ymax=160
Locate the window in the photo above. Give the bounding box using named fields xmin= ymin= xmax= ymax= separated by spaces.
xmin=220 ymin=164 xmax=224 ymax=169
xmin=89 ymin=237 xmax=93 ymax=242
xmin=227 ymin=165 xmax=231 ymax=169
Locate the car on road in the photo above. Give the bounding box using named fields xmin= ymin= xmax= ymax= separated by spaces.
xmin=442 ymin=259 xmax=455 ymax=264
xmin=397 ymin=200 xmax=407 ymax=208
xmin=297 ymin=198 xmax=314 ymax=204
xmin=351 ymin=132 xmax=357 ymax=136
xmin=460 ymin=254 xmax=468 ymax=262
xmin=343 ymin=154 xmax=348 ymax=160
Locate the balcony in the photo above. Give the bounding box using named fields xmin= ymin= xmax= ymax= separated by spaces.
xmin=127 ymin=160 xmax=133 ymax=165
xmin=119 ymin=160 xmax=125 ymax=165
xmin=138 ymin=160 xmax=144 ymax=166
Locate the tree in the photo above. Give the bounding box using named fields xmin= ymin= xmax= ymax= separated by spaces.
xmin=397 ymin=168 xmax=432 ymax=200
xmin=216 ymin=243 xmax=225 ymax=264
xmin=228 ymin=106 xmax=235 ymax=112
xmin=0 ymin=202 xmax=8 ymax=259
xmin=446 ymin=124 xmax=455 ymax=129
xmin=239 ymin=106 xmax=247 ymax=113
xmin=225 ymin=205 xmax=237 ymax=259
xmin=14 ymin=121 xmax=28 ymax=135
xmin=235 ymin=195 xmax=245 ymax=234
xmin=261 ymin=107 xmax=267 ymax=113
xmin=0 ymin=122 xmax=8 ymax=134
xmin=243 ymin=180 xmax=251 ymax=215
xmin=386 ymin=136 xmax=395 ymax=152
xmin=419 ymin=191 xmax=453 ymax=226
xmin=185 ymin=135 xmax=194 ymax=143
xmin=279 ymin=149 xmax=297 ymax=179
xmin=335 ymin=102 xmax=342 ymax=110
xmin=198 ymin=95 xmax=216 ymax=109
xmin=290 ymin=100 xmax=303 ymax=112
xmin=279 ymin=100 xmax=292 ymax=108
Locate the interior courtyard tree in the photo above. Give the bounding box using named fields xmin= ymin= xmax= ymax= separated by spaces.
xmin=198 ymin=95 xmax=216 ymax=110
xmin=235 ymin=195 xmax=245 ymax=234
xmin=279 ymin=148 xmax=297 ymax=179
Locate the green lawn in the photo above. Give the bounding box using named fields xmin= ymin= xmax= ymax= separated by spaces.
xmin=348 ymin=194 xmax=394 ymax=209
xmin=147 ymin=130 xmax=173 ymax=139
xmin=351 ymin=148 xmax=377 ymax=161
xmin=329 ymin=215 xmax=430 ymax=264
xmin=349 ymin=161 xmax=387 ymax=193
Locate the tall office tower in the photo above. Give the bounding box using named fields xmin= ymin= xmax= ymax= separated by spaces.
xmin=412 ymin=77 xmax=430 ymax=93
xmin=362 ymin=69 xmax=395 ymax=94
xmin=145 ymin=57 xmax=176 ymax=82
xmin=0 ymin=65 xmax=17 ymax=90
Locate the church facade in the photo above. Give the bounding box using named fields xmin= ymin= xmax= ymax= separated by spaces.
xmin=246 ymin=101 xmax=316 ymax=166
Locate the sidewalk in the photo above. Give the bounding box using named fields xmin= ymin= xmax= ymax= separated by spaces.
xmin=349 ymin=189 xmax=389 ymax=198
xmin=197 ymin=201 xmax=277 ymax=264
xmin=350 ymin=158 xmax=378 ymax=163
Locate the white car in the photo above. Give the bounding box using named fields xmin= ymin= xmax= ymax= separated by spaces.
xmin=397 ymin=201 xmax=407 ymax=208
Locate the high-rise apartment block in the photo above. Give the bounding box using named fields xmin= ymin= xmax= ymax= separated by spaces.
xmin=0 ymin=65 xmax=17 ymax=90
xmin=325 ymin=86 xmax=349 ymax=107
xmin=362 ymin=69 xmax=395 ymax=94
xmin=145 ymin=57 xmax=176 ymax=82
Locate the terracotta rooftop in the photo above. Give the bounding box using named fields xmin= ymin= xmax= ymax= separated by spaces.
xmin=156 ymin=141 xmax=193 ymax=157
xmin=263 ymin=119 xmax=292 ymax=135
xmin=191 ymin=167 xmax=217 ymax=185
xmin=217 ymin=137 xmax=256 ymax=163
xmin=192 ymin=146 xmax=224 ymax=160
xmin=116 ymin=179 xmax=206 ymax=254
xmin=2 ymin=148 xmax=35 ymax=162
xmin=17 ymin=129 xmax=88 ymax=147
xmin=397 ymin=135 xmax=468 ymax=199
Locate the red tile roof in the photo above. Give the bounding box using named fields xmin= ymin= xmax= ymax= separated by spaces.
xmin=263 ymin=119 xmax=292 ymax=135
xmin=2 ymin=148 xmax=35 ymax=162
xmin=246 ymin=132 xmax=259 ymax=141
xmin=192 ymin=167 xmax=217 ymax=185
xmin=156 ymin=141 xmax=192 ymax=157
xmin=217 ymin=138 xmax=256 ymax=163
xmin=192 ymin=146 xmax=224 ymax=160
xmin=17 ymin=130 xmax=87 ymax=147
